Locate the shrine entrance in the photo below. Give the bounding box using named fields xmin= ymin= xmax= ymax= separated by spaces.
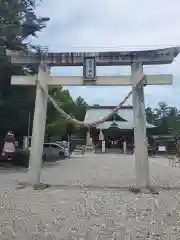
xmin=7 ymin=47 xmax=179 ymax=192
xmin=85 ymin=105 xmax=155 ymax=153
xmin=104 ymin=128 xmax=133 ymax=151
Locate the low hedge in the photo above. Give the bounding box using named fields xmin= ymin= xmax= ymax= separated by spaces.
xmin=12 ymin=149 xmax=30 ymax=168
xmin=12 ymin=149 xmax=57 ymax=167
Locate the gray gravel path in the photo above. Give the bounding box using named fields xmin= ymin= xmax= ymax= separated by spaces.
xmin=0 ymin=154 xmax=180 ymax=239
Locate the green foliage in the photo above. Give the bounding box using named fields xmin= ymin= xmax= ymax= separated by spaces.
xmin=0 ymin=0 xmax=89 ymax=141
xmin=0 ymin=0 xmax=49 ymax=138
xmin=146 ymin=102 xmax=180 ymax=137
xmin=46 ymin=87 xmax=88 ymax=140
xmin=74 ymin=96 xmax=88 ymax=121
xmin=0 ymin=0 xmax=88 ymax=140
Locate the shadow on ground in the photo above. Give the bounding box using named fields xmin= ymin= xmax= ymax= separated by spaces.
xmin=16 ymin=181 xmax=180 ymax=193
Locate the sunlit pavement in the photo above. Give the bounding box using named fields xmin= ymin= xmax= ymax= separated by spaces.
xmin=0 ymin=154 xmax=180 ymax=239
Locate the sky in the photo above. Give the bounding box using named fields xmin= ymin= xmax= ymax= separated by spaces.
xmin=31 ymin=0 xmax=180 ymax=108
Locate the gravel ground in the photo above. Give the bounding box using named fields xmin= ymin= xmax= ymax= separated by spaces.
xmin=0 ymin=154 xmax=180 ymax=239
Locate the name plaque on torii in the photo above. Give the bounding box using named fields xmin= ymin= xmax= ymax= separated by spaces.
xmin=83 ymin=56 xmax=96 ymax=81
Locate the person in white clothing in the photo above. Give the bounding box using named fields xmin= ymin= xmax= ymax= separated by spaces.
xmin=2 ymin=131 xmax=15 ymax=160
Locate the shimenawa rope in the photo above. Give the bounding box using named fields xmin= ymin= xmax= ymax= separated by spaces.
xmin=37 ymin=75 xmax=147 ymax=127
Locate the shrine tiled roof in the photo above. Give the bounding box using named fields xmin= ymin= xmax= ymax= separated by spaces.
xmin=95 ymin=121 xmax=155 ymax=129
xmin=84 ymin=106 xmax=134 ymax=123
xmin=84 ymin=106 xmax=155 ymax=129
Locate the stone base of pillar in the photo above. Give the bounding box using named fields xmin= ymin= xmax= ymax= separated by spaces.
xmin=17 ymin=181 xmax=51 ymax=190
xmin=123 ymin=141 xmax=127 ymax=154
xmin=102 ymin=141 xmax=106 ymax=153
xmin=33 ymin=183 xmax=51 ymax=190
xmin=86 ymin=145 xmax=94 ymax=152
xmin=129 ymin=186 xmax=159 ymax=194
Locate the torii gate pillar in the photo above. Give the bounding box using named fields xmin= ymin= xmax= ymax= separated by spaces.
xmin=131 ymin=63 xmax=149 ymax=190
xmin=27 ymin=62 xmax=49 ymax=185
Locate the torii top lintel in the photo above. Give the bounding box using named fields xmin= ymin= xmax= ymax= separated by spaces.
xmin=6 ymin=46 xmax=180 ymax=66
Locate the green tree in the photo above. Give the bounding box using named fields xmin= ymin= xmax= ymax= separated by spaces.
xmin=45 ymin=90 xmax=89 ymax=140
xmin=0 ymin=0 xmax=49 ymax=138
xmin=46 ymin=87 xmax=76 ymax=140
xmin=145 ymin=107 xmax=155 ymax=124
xmin=154 ymin=102 xmax=169 ymax=118
xmin=146 ymin=102 xmax=180 ymax=137
xmin=167 ymin=117 xmax=180 ymax=136
xmin=74 ymin=96 xmax=88 ymax=121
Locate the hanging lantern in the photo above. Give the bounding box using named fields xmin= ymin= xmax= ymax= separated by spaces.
xmin=99 ymin=129 xmax=104 ymax=141
xmin=86 ymin=130 xmax=92 ymax=146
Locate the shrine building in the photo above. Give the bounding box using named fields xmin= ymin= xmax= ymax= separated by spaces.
xmin=84 ymin=106 xmax=156 ymax=152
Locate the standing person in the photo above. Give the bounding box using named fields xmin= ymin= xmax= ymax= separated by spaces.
xmin=176 ymin=139 xmax=180 ymax=158
xmin=2 ymin=131 xmax=15 ymax=160
xmin=152 ymin=140 xmax=157 ymax=157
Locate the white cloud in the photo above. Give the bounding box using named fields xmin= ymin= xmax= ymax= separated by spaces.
xmin=32 ymin=0 xmax=180 ymax=107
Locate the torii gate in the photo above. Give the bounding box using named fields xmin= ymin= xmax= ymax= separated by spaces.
xmin=7 ymin=47 xmax=180 ymax=192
